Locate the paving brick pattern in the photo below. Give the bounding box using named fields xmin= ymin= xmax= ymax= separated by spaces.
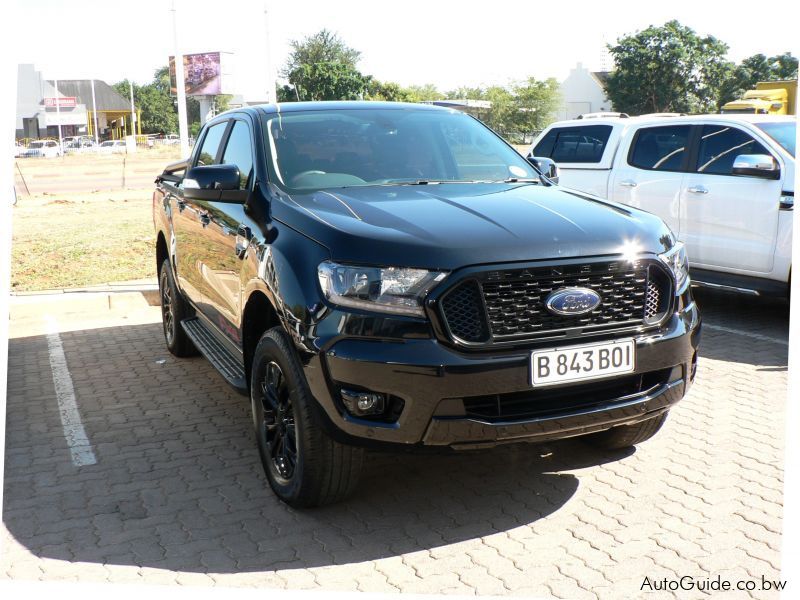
xmin=1 ymin=290 xmax=788 ymax=598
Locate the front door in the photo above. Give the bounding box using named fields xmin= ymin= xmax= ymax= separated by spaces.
xmin=171 ymin=119 xmax=229 ymax=308
xmin=191 ymin=118 xmax=257 ymax=347
xmin=608 ymin=124 xmax=693 ymax=236
xmin=680 ymin=124 xmax=781 ymax=273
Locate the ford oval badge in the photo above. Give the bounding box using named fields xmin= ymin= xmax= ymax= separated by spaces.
xmin=545 ymin=287 xmax=602 ymax=316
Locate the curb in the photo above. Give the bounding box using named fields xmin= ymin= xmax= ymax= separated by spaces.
xmin=9 ymin=287 xmax=161 ymax=314
xmin=11 ymin=280 xmax=158 ymax=297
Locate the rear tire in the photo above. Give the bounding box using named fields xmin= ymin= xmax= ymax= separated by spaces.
xmin=158 ymin=259 xmax=197 ymax=357
xmin=583 ymin=412 xmax=669 ymax=450
xmin=250 ymin=326 xmax=363 ymax=507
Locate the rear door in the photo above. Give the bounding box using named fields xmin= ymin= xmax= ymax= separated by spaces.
xmin=531 ymin=123 xmax=617 ymax=197
xmin=609 ymin=124 xmax=693 ymax=235
xmin=680 ymin=124 xmax=781 ymax=273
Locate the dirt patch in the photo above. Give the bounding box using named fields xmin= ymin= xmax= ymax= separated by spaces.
xmin=11 ymin=190 xmax=155 ymax=291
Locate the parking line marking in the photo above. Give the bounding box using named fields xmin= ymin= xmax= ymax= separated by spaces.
xmin=703 ymin=323 xmax=789 ymax=347
xmin=44 ymin=315 xmax=97 ymax=467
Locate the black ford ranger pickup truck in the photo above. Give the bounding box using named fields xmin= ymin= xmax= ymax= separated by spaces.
xmin=153 ymin=101 xmax=701 ymax=507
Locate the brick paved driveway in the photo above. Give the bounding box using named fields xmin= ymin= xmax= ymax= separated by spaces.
xmin=2 ymin=289 xmax=788 ymax=598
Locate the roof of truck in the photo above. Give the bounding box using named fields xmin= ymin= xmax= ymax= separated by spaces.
xmin=254 ymin=101 xmax=451 ymax=115
xmin=548 ymin=114 xmax=795 ymax=128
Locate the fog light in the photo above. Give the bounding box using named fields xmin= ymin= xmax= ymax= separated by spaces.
xmin=340 ymin=389 xmax=386 ymax=417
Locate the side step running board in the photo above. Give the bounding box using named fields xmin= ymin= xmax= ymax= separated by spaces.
xmin=181 ymin=318 xmax=248 ymax=393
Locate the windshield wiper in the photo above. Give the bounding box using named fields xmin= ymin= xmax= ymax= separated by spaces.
xmin=501 ymin=177 xmax=540 ymax=184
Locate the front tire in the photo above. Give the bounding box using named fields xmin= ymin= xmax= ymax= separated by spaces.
xmin=250 ymin=327 xmax=363 ymax=507
xmin=583 ymin=411 xmax=669 ymax=450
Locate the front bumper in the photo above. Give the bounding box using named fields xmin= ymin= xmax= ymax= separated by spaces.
xmin=303 ymin=299 xmax=701 ymax=449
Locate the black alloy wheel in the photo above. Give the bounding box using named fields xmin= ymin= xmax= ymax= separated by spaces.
xmin=256 ymin=360 xmax=298 ymax=483
xmin=160 ymin=271 xmax=175 ymax=346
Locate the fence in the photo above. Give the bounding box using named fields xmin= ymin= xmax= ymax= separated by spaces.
xmin=14 ymin=135 xmax=195 ymax=158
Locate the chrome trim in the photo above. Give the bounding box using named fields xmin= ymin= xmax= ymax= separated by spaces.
xmin=690 ymin=280 xmax=760 ymax=296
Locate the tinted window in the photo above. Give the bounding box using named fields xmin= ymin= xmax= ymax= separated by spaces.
xmin=196 ymin=122 xmax=227 ymax=166
xmin=533 ymin=125 xmax=612 ymax=163
xmin=696 ymin=126 xmax=770 ymax=175
xmin=629 ymin=126 xmax=691 ymax=171
xmin=221 ymin=120 xmax=254 ymax=189
xmin=262 ymin=108 xmax=538 ymax=191
xmin=756 ymin=121 xmax=795 ymax=157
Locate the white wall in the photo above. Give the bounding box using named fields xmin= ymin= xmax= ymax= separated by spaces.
xmin=556 ymin=63 xmax=611 ymax=121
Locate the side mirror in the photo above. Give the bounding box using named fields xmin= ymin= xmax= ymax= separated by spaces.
xmin=732 ymin=154 xmax=780 ymax=180
xmin=526 ymin=155 xmax=559 ymax=185
xmin=183 ymin=164 xmax=246 ymax=202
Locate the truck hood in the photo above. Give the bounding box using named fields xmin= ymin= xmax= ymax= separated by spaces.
xmin=270 ymin=182 xmax=674 ymax=270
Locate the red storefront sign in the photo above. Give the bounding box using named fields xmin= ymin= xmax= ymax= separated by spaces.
xmin=44 ymin=97 xmax=77 ymax=108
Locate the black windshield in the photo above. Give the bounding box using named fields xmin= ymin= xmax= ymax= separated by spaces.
xmin=262 ymin=107 xmax=537 ymax=192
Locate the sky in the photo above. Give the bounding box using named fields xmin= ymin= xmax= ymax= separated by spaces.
xmin=10 ymin=0 xmax=800 ymax=102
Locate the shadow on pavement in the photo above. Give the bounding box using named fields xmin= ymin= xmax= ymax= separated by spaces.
xmin=692 ymin=288 xmax=788 ymax=368
xmin=3 ymin=322 xmax=636 ymax=573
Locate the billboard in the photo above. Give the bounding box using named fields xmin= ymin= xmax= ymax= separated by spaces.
xmin=169 ymin=52 xmax=231 ymax=96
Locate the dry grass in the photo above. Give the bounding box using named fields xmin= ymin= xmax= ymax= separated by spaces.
xmin=11 ymin=189 xmax=155 ymax=291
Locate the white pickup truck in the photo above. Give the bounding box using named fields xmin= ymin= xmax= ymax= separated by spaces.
xmin=529 ymin=114 xmax=795 ymax=297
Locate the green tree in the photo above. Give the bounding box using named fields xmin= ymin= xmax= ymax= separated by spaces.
xmin=113 ymin=75 xmax=178 ymax=135
xmin=445 ymin=86 xmax=487 ymax=100
xmin=282 ymin=29 xmax=361 ymax=78
xmin=281 ymin=29 xmax=369 ymax=101
xmin=365 ymin=79 xmax=416 ymax=102
xmin=288 ymin=62 xmax=369 ymax=101
xmin=605 ymin=20 xmax=732 ymax=114
xmin=508 ymin=77 xmax=561 ymax=132
xmin=402 ymin=84 xmax=444 ymax=102
xmin=439 ymin=79 xmax=559 ymax=139
xmin=719 ymin=52 xmax=798 ymax=107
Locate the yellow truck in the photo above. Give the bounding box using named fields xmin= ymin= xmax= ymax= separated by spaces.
xmin=721 ymin=80 xmax=797 ymax=115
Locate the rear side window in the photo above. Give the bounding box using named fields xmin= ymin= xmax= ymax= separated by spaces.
xmin=195 ymin=122 xmax=227 ymax=166
xmin=533 ymin=125 xmax=612 ymax=163
xmin=695 ymin=125 xmax=770 ymax=175
xmin=629 ymin=125 xmax=691 ymax=171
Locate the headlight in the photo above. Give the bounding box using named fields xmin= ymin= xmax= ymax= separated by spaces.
xmin=317 ymin=261 xmax=446 ymax=316
xmin=659 ymin=241 xmax=689 ymax=292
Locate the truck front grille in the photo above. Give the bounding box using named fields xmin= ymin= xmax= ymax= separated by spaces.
xmin=439 ymin=259 xmax=672 ymax=346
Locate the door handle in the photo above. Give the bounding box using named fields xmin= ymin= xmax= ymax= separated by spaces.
xmin=687 ymin=186 xmax=709 ymax=194
xmin=235 ymin=225 xmax=252 ymax=259
xmin=619 ymin=180 xmax=637 ymax=188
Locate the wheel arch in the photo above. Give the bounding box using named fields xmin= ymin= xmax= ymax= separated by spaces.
xmin=242 ymin=290 xmax=281 ymax=386
xmin=156 ymin=231 xmax=169 ymax=276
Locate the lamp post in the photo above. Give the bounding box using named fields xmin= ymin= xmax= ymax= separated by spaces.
xmin=90 ymin=79 xmax=99 ymax=145
xmin=171 ymin=0 xmax=190 ymax=157
xmin=53 ymin=78 xmax=63 ymax=150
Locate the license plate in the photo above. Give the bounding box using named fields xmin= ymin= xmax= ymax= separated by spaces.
xmin=531 ymin=339 xmax=635 ymax=387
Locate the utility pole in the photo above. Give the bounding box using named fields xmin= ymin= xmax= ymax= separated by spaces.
xmin=129 ymin=81 xmax=136 ymax=137
xmin=53 ymin=78 xmax=63 ymax=150
xmin=171 ymin=0 xmax=190 ymax=156
xmin=90 ymin=79 xmax=99 ymax=145
xmin=264 ymin=1 xmax=275 ymax=104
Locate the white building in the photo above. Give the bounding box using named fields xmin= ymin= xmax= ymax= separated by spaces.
xmin=556 ymin=62 xmax=612 ymax=121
